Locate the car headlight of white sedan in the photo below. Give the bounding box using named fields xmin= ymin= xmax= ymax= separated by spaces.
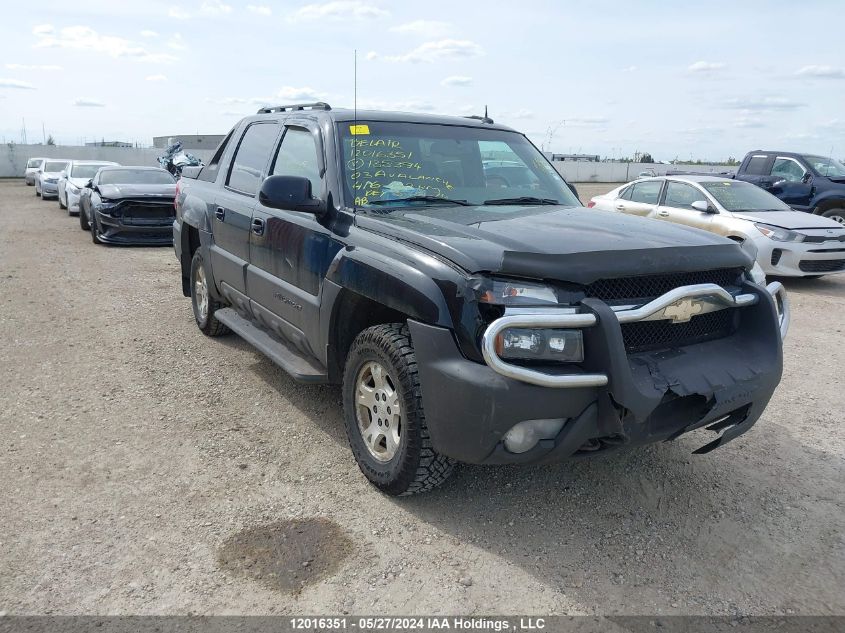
xmin=754 ymin=223 xmax=804 ymax=242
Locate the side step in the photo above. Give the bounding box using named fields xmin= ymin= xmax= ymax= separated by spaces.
xmin=214 ymin=308 xmax=329 ymax=384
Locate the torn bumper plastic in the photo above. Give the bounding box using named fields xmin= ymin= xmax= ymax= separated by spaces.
xmin=409 ymin=280 xmax=785 ymax=465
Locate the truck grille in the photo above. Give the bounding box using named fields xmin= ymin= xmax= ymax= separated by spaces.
xmin=621 ymin=308 xmax=739 ymax=353
xmin=798 ymin=259 xmax=845 ymax=273
xmin=584 ymin=268 xmax=744 ymax=303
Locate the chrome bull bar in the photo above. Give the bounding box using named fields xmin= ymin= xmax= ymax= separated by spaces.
xmin=481 ymin=282 xmax=790 ymax=388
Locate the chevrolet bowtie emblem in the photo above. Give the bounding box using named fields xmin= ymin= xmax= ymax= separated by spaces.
xmin=663 ymin=298 xmax=703 ymax=323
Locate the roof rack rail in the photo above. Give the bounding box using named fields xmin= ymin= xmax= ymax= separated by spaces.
xmin=465 ymin=115 xmax=495 ymax=124
xmin=256 ymin=102 xmax=332 ymax=114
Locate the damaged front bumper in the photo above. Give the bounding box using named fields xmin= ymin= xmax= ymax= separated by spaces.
xmin=409 ymin=281 xmax=787 ymax=465
xmin=95 ymin=200 xmax=175 ymax=245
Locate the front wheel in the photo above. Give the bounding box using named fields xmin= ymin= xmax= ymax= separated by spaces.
xmin=190 ymin=250 xmax=230 ymax=336
xmin=343 ymin=324 xmax=455 ymax=496
xmin=79 ymin=207 xmax=90 ymax=231
xmin=90 ymin=215 xmax=103 ymax=244
xmin=821 ymin=208 xmax=845 ymax=226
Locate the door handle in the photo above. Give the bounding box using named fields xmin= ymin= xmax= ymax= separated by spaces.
xmin=658 ymin=211 xmax=670 ymax=217
xmin=251 ymin=217 xmax=265 ymax=236
xmin=616 ymin=204 xmax=625 ymax=211
xmin=215 ymin=207 xmax=225 ymax=221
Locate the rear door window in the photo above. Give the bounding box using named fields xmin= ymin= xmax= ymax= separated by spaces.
xmin=745 ymin=155 xmax=769 ymax=175
xmin=198 ymin=128 xmax=235 ymax=183
xmin=629 ymin=180 xmax=663 ymax=204
xmin=226 ymin=122 xmax=280 ymax=195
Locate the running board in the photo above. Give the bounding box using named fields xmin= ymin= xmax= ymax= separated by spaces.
xmin=214 ymin=308 xmax=329 ymax=383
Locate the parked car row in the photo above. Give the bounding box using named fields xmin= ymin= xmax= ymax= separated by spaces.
xmin=26 ymin=157 xmax=177 ymax=246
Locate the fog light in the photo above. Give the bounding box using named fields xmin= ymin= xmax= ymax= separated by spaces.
xmin=503 ymin=418 xmax=567 ymax=453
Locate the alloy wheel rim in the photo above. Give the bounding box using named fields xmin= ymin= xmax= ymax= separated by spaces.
xmin=829 ymin=214 xmax=845 ymax=226
xmin=355 ymin=361 xmax=402 ymax=462
xmin=194 ymin=266 xmax=209 ymax=321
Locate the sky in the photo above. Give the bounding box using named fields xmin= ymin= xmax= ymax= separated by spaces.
xmin=1 ymin=0 xmax=844 ymax=162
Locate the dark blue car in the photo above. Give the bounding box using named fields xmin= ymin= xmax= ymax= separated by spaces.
xmin=735 ymin=151 xmax=845 ymax=225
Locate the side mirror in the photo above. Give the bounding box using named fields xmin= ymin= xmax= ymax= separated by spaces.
xmin=801 ymin=172 xmax=813 ymax=184
xmin=258 ymin=175 xmax=324 ymax=214
xmin=691 ymin=200 xmax=715 ymax=213
xmin=85 ymin=179 xmax=93 ymax=188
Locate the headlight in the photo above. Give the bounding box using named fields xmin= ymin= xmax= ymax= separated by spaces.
xmin=496 ymin=328 xmax=584 ymax=362
xmin=755 ymin=223 xmax=804 ymax=242
xmin=478 ymin=279 xmax=558 ymax=305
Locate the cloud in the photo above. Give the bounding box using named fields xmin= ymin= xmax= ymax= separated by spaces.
xmin=722 ymin=96 xmax=806 ymax=111
xmin=733 ymin=117 xmax=765 ymax=129
xmin=503 ymin=109 xmax=534 ymax=120
xmin=356 ymin=98 xmax=437 ymax=112
xmin=795 ymin=65 xmax=844 ymax=79
xmin=168 ymin=34 xmax=187 ymax=50
xmin=140 ymin=30 xmax=158 ymax=38
xmin=291 ymin=2 xmax=388 ymax=21
xmin=274 ymin=86 xmax=327 ymax=102
xmin=365 ymin=51 xmax=378 ymax=60
xmin=247 ymin=4 xmax=272 ymax=15
xmin=73 ymin=98 xmax=105 ymax=107
xmin=390 ymin=20 xmax=451 ymax=37
xmin=201 ymin=1 xmax=233 ymax=16
xmin=5 ymin=63 xmax=62 ymax=71
xmin=622 ymin=65 xmax=637 ymax=72
xmin=383 ymin=39 xmax=483 ymax=63
xmin=441 ymin=75 xmax=472 ymax=87
xmin=32 ymin=24 xmax=54 ymax=35
xmin=168 ymin=8 xmax=190 ymax=19
xmin=564 ymin=116 xmax=610 ymax=127
xmin=688 ymin=61 xmax=727 ymax=73
xmin=34 ymin=25 xmax=177 ymax=64
xmin=0 ymin=78 xmax=36 ymax=89
xmin=146 ymin=74 xmax=168 ymax=81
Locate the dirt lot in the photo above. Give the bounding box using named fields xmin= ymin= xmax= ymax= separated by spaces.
xmin=1 ymin=179 xmax=843 ymax=616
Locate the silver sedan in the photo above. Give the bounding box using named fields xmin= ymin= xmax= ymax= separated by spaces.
xmin=57 ymin=160 xmax=119 ymax=215
xmin=590 ymin=175 xmax=845 ymax=277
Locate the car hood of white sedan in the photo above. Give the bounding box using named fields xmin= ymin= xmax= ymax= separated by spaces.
xmin=732 ymin=210 xmax=844 ymax=230
xmin=68 ymin=177 xmax=89 ymax=187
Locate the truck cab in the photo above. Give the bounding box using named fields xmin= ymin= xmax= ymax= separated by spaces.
xmin=735 ymin=150 xmax=845 ymax=224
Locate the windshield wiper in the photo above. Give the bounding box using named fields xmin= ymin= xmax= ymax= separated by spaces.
xmin=367 ymin=196 xmax=470 ymax=207
xmin=483 ymin=196 xmax=559 ymax=206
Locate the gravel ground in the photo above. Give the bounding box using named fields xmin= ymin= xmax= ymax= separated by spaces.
xmin=1 ymin=179 xmax=843 ymax=616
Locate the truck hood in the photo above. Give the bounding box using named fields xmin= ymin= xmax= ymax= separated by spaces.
xmin=98 ymin=183 xmax=176 ymax=200
xmin=732 ymin=210 xmax=843 ymax=230
xmin=356 ymin=205 xmax=751 ymax=285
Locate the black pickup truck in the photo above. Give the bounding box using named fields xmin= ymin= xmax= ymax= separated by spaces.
xmin=174 ymin=103 xmax=789 ymax=495
xmin=734 ymin=150 xmax=845 ymax=225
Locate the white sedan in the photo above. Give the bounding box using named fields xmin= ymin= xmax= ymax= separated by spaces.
xmin=589 ymin=175 xmax=845 ymax=277
xmin=57 ymin=160 xmax=119 ymax=215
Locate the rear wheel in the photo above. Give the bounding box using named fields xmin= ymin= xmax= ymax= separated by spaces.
xmin=190 ymin=250 xmax=229 ymax=336
xmin=821 ymin=208 xmax=845 ymax=226
xmin=343 ymin=323 xmax=455 ymax=496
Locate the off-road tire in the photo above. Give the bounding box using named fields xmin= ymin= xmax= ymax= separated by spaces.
xmin=343 ymin=323 xmax=455 ymax=496
xmin=79 ymin=207 xmax=90 ymax=231
xmin=190 ymin=250 xmax=230 ymax=337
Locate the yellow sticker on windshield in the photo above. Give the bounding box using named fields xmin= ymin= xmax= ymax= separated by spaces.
xmin=349 ymin=124 xmax=370 ymax=135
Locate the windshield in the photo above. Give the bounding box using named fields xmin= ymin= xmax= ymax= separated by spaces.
xmin=338 ymin=121 xmax=580 ymax=209
xmin=98 ymin=169 xmax=175 ymax=185
xmin=44 ymin=161 xmax=68 ymax=173
xmin=71 ymin=164 xmax=110 ymax=179
xmin=701 ymin=180 xmax=792 ymax=212
xmin=27 ymin=159 xmax=43 ymax=168
xmin=802 ymin=155 xmax=845 ymax=178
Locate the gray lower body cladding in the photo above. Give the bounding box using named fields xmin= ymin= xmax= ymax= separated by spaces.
xmin=409 ymin=283 xmax=782 ymax=464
